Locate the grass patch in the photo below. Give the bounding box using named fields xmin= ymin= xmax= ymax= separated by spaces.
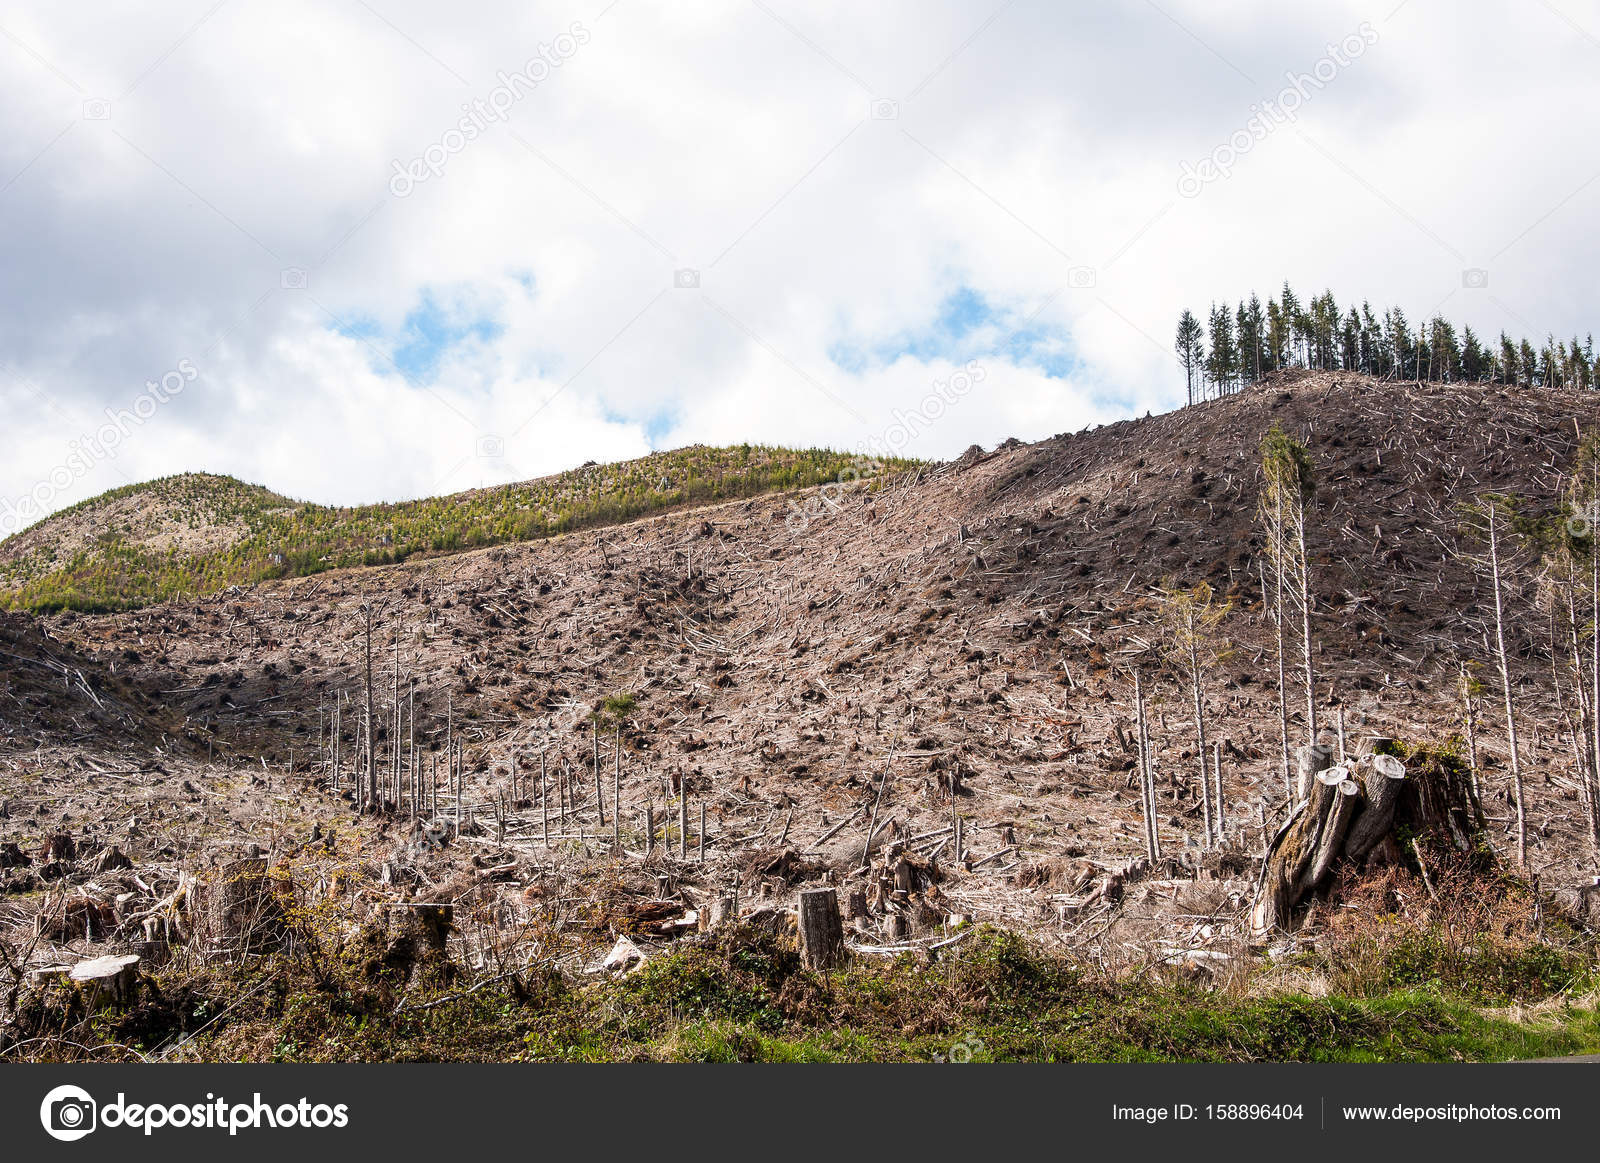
xmin=16 ymin=926 xmax=1596 ymax=1064
xmin=0 ymin=447 xmax=920 ymax=612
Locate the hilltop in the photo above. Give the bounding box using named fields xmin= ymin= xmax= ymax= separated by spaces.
xmin=0 ymin=446 xmax=916 ymax=613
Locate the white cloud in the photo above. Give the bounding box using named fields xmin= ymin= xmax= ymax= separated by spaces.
xmin=1 ymin=0 xmax=1597 ymax=527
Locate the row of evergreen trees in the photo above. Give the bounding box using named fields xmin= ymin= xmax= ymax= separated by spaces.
xmin=1173 ymin=283 xmax=1598 ymax=405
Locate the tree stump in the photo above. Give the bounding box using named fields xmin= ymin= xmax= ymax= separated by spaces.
xmin=210 ymin=856 xmax=284 ymax=954
xmin=1252 ymin=746 xmax=1485 ymax=938
xmin=797 ymin=887 xmax=845 ymax=969
xmin=701 ymin=891 xmax=738 ymax=931
xmin=69 ymin=953 xmax=141 ymax=1011
xmin=89 ymin=844 xmax=133 ymax=874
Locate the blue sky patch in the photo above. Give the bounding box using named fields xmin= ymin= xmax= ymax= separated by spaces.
xmin=827 ymin=284 xmax=1079 ymax=380
xmin=333 ymin=286 xmax=505 ymax=383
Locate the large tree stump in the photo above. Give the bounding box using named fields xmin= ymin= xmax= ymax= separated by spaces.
xmin=1251 ymin=745 xmax=1485 ymax=938
xmin=210 ymin=856 xmax=285 ymax=954
xmin=69 ymin=954 xmax=141 ymax=1011
xmin=797 ymin=887 xmax=845 ymax=969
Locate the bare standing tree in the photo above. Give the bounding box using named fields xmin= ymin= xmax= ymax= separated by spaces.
xmin=1461 ymin=493 xmax=1527 ymax=869
xmin=358 ymin=601 xmax=380 ymax=812
xmin=1567 ymin=430 xmax=1600 ymax=854
xmin=1157 ymin=579 xmax=1232 ymax=847
xmin=1458 ymin=660 xmax=1483 ymax=802
xmin=1131 ymin=668 xmax=1160 ymax=862
xmin=1260 ymin=558 xmax=1292 ymax=801
xmin=1260 ymin=422 xmax=1319 ymax=747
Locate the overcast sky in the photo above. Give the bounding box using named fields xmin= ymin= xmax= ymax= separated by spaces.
xmin=1 ymin=0 xmax=1596 ymax=528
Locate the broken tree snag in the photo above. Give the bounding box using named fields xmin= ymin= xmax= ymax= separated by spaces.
xmin=797 ymin=887 xmax=845 ymax=969
xmin=1252 ymin=749 xmax=1356 ymax=937
xmin=69 ymin=953 xmax=141 ymax=1012
xmin=701 ymin=890 xmax=737 ymax=931
xmin=1251 ymin=745 xmax=1488 ymax=938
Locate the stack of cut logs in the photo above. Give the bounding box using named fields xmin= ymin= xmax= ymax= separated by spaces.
xmin=1251 ymin=738 xmax=1482 ymax=937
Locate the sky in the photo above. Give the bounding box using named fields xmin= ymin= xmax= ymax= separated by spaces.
xmin=1 ymin=0 xmax=1597 ymax=530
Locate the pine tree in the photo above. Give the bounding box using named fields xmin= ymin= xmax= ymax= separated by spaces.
xmin=1206 ymin=303 xmax=1238 ymax=396
xmin=1340 ymin=308 xmax=1360 ymax=371
xmin=1169 ymin=285 xmax=1594 ymax=395
xmin=1360 ymin=302 xmax=1381 ymax=375
xmin=1245 ymin=294 xmax=1266 ymax=383
xmin=1174 ymin=309 xmax=1206 ymax=406
xmin=1462 ymin=326 xmax=1488 ymax=382
xmin=1280 ymin=283 xmax=1304 ymax=368
xmin=1266 ymin=298 xmax=1288 ymax=372
xmin=1499 ymin=332 xmax=1519 ymax=385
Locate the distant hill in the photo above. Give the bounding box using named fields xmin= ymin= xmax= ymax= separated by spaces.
xmin=0 ymin=446 xmax=917 ymax=612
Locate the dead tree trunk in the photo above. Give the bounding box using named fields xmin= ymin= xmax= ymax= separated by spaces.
xmin=1251 ymin=744 xmax=1485 ymax=938
xmin=1262 ymin=557 xmax=1293 ymax=802
xmin=362 ymin=606 xmax=377 ymax=812
xmin=1133 ymin=670 xmax=1159 ymax=862
xmin=1486 ymin=507 xmax=1527 ymax=869
xmin=1187 ymin=640 xmax=1213 ymax=846
xmin=1295 ymin=743 xmax=1335 ymax=801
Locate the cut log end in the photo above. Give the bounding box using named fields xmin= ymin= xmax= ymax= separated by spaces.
xmin=68 ymin=953 xmax=141 ymax=1011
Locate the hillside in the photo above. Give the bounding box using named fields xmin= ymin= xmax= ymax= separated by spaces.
xmin=15 ymin=371 xmax=1600 ymax=871
xmin=5 ymin=371 xmax=1600 ymax=1061
xmin=0 ymin=446 xmax=917 ymax=613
